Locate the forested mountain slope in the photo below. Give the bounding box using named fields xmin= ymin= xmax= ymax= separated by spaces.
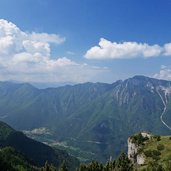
xmin=0 ymin=121 xmax=79 ymax=170
xmin=0 ymin=76 xmax=171 ymax=162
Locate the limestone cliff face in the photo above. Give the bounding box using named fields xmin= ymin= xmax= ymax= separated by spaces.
xmin=128 ymin=138 xmax=145 ymax=164
xmin=128 ymin=132 xmax=151 ymax=165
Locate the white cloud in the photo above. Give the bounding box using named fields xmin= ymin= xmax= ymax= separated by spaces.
xmin=66 ymin=51 xmax=75 ymax=55
xmin=12 ymin=52 xmax=42 ymax=64
xmin=23 ymin=40 xmax=50 ymax=56
xmin=0 ymin=19 xmax=109 ymax=83
xmin=30 ymin=32 xmax=65 ymax=44
xmin=4 ymin=58 xmax=109 ymax=83
xmin=163 ymin=43 xmax=171 ymax=56
xmin=85 ymin=38 xmax=171 ymax=59
xmin=154 ymin=65 xmax=171 ymax=80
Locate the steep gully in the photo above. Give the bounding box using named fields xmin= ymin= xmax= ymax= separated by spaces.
xmin=156 ymin=89 xmax=171 ymax=131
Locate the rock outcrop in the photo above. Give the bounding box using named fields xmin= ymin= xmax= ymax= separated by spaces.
xmin=128 ymin=132 xmax=151 ymax=165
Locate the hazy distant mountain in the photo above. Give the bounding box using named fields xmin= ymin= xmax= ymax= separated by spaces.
xmin=5 ymin=80 xmax=75 ymax=89
xmin=30 ymin=81 xmax=75 ymax=89
xmin=0 ymin=76 xmax=171 ymax=162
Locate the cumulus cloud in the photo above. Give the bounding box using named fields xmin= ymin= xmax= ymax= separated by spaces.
xmin=0 ymin=19 xmax=109 ymax=83
xmin=85 ymin=38 xmax=171 ymax=59
xmin=30 ymin=32 xmax=65 ymax=44
xmin=154 ymin=65 xmax=171 ymax=81
xmin=163 ymin=43 xmax=171 ymax=56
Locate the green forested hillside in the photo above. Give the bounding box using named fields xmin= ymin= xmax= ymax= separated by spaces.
xmin=0 ymin=147 xmax=39 ymax=171
xmin=0 ymin=76 xmax=171 ymax=162
xmin=0 ymin=121 xmax=79 ymax=170
xmin=1 ymin=120 xmax=171 ymax=171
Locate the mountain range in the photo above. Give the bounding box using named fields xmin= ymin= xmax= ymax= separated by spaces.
xmin=0 ymin=76 xmax=171 ymax=162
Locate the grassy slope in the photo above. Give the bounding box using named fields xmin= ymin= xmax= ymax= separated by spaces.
xmin=138 ymin=135 xmax=171 ymax=170
xmin=143 ymin=136 xmax=171 ymax=162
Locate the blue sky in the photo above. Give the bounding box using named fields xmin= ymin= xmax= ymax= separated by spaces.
xmin=0 ymin=0 xmax=170 ymax=83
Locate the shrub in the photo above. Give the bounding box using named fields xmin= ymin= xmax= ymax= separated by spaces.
xmin=153 ymin=135 xmax=161 ymax=141
xmin=147 ymin=161 xmax=163 ymax=170
xmin=152 ymin=155 xmax=160 ymax=161
xmin=131 ymin=133 xmax=149 ymax=145
xmin=157 ymin=144 xmax=165 ymax=151
xmin=144 ymin=150 xmax=152 ymax=157
xmin=157 ymin=136 xmax=161 ymax=141
xmin=144 ymin=149 xmax=161 ymax=159
xmin=152 ymin=150 xmax=161 ymax=156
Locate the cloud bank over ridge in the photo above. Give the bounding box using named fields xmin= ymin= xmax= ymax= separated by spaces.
xmin=154 ymin=65 xmax=171 ymax=81
xmin=0 ymin=19 xmax=109 ymax=83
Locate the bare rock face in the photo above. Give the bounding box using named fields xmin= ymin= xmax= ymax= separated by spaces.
xmin=137 ymin=154 xmax=145 ymax=165
xmin=128 ymin=138 xmax=139 ymax=163
xmin=141 ymin=132 xmax=151 ymax=138
xmin=128 ymin=132 xmax=151 ymax=165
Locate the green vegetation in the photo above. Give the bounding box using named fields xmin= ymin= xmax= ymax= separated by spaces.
xmin=0 ymin=146 xmax=134 ymax=171
xmin=0 ymin=147 xmax=39 ymax=171
xmin=143 ymin=136 xmax=171 ymax=163
xmin=1 ymin=122 xmax=171 ymax=171
xmin=130 ymin=133 xmax=149 ymax=145
xmin=157 ymin=144 xmax=165 ymax=151
xmin=76 ymin=153 xmax=133 ymax=171
xmin=0 ymin=121 xmax=14 ymax=140
xmin=0 ymin=76 xmax=171 ymax=162
xmin=134 ymin=135 xmax=171 ymax=170
xmin=0 ymin=121 xmax=79 ymax=170
xmin=52 ymin=142 xmax=95 ymax=163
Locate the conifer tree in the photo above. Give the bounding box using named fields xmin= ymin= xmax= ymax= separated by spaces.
xmin=58 ymin=160 xmax=68 ymax=171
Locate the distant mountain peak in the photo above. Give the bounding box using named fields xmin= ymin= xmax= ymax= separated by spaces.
xmin=132 ymin=75 xmax=149 ymax=79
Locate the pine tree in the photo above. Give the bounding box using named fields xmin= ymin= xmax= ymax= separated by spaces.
xmin=58 ymin=160 xmax=68 ymax=171
xmin=115 ymin=152 xmax=133 ymax=171
xmin=42 ymin=161 xmax=55 ymax=171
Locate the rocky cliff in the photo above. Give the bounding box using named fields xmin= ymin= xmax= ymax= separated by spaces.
xmin=128 ymin=132 xmax=151 ymax=165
